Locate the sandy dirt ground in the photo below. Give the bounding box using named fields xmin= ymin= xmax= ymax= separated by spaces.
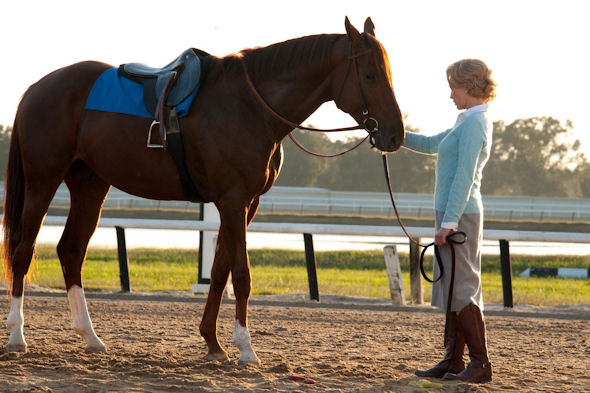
xmin=0 ymin=291 xmax=588 ymax=393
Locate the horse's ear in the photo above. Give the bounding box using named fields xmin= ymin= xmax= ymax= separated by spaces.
xmin=345 ymin=16 xmax=361 ymax=42
xmin=364 ymin=17 xmax=375 ymax=37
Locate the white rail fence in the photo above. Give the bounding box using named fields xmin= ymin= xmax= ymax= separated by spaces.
xmin=42 ymin=216 xmax=590 ymax=243
xmin=41 ymin=216 xmax=590 ymax=308
xmin=18 ymin=184 xmax=590 ymax=223
xmin=2 ymin=182 xmax=589 ymax=306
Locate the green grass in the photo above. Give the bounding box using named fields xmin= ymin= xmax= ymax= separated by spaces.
xmin=29 ymin=247 xmax=198 ymax=292
xmin=9 ymin=246 xmax=590 ymax=307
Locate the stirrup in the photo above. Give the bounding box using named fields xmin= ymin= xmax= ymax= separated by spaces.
xmin=147 ymin=120 xmax=165 ymax=148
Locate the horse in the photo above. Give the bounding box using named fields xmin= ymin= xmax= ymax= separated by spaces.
xmin=2 ymin=17 xmax=404 ymax=365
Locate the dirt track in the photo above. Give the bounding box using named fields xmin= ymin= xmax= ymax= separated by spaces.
xmin=0 ymin=291 xmax=588 ymax=392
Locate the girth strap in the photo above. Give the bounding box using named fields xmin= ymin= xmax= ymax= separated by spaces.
xmin=163 ymin=108 xmax=203 ymax=202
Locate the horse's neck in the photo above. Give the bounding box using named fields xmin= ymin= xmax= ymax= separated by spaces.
xmin=243 ymin=35 xmax=348 ymax=139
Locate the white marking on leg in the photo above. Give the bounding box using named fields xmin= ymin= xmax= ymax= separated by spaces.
xmin=67 ymin=285 xmax=106 ymax=352
xmin=232 ymin=319 xmax=260 ymax=366
xmin=6 ymin=295 xmax=27 ymax=352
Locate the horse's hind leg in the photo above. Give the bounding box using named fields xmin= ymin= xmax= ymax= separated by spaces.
xmin=200 ymin=243 xmax=231 ymax=362
xmin=6 ymin=181 xmax=63 ymax=352
xmin=57 ymin=161 xmax=110 ymax=352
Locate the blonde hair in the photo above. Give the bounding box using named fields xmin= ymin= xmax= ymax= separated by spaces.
xmin=447 ymin=59 xmax=497 ymax=102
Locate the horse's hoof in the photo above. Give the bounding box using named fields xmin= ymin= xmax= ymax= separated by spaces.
xmin=238 ymin=355 xmax=261 ymax=367
xmin=6 ymin=343 xmax=27 ymax=353
xmin=85 ymin=344 xmax=107 ymax=353
xmin=206 ymin=352 xmax=229 ymax=362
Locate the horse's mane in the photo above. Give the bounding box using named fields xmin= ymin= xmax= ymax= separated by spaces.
xmin=223 ymin=34 xmax=344 ymax=83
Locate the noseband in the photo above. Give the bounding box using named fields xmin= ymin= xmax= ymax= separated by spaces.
xmin=241 ymin=40 xmax=381 ymax=146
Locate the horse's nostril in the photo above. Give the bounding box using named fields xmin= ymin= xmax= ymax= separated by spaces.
xmin=390 ymin=135 xmax=398 ymax=149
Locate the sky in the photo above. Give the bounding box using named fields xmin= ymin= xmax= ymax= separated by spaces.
xmin=1 ymin=0 xmax=589 ymax=154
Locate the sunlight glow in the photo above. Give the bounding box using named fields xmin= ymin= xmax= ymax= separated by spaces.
xmin=1 ymin=1 xmax=588 ymax=153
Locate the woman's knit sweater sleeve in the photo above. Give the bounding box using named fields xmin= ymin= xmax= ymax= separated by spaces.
xmin=403 ymin=129 xmax=452 ymax=154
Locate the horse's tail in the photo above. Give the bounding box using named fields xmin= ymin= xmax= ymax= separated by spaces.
xmin=2 ymin=125 xmax=25 ymax=294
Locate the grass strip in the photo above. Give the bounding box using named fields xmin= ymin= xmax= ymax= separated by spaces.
xmin=11 ymin=246 xmax=590 ymax=307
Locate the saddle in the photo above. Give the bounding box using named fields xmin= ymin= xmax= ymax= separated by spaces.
xmin=118 ymin=48 xmax=211 ymax=202
xmin=118 ymin=48 xmax=210 ymax=149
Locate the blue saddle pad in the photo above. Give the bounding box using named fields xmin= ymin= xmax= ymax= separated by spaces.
xmin=85 ymin=67 xmax=199 ymax=119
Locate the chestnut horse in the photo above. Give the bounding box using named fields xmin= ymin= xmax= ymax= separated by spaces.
xmin=3 ymin=17 xmax=403 ymax=365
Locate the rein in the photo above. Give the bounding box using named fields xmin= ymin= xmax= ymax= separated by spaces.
xmin=286 ymin=133 xmax=369 ymax=158
xmin=241 ymin=42 xmax=380 ymax=157
xmin=241 ymin=59 xmax=365 ymax=134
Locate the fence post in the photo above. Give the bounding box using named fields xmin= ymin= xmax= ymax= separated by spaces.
xmin=499 ymin=239 xmax=513 ymax=308
xmin=303 ymin=233 xmax=320 ymax=301
xmin=383 ymin=245 xmax=405 ymax=305
xmin=409 ymin=239 xmax=423 ymax=304
xmin=115 ymin=226 xmax=130 ymax=292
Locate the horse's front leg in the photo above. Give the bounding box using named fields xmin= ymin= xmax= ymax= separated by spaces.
xmin=231 ymin=254 xmax=260 ymax=366
xmin=232 ymin=197 xmax=261 ymax=366
xmin=199 ymin=200 xmax=260 ymax=366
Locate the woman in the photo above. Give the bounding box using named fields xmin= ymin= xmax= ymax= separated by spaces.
xmin=404 ymin=59 xmax=496 ymax=383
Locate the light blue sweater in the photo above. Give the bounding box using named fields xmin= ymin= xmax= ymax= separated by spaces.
xmin=403 ymin=108 xmax=493 ymax=227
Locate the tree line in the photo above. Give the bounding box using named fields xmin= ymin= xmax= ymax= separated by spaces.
xmin=275 ymin=116 xmax=590 ymax=198
xmin=1 ymin=116 xmax=588 ymax=197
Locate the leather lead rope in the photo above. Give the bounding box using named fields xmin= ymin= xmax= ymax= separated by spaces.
xmin=381 ymin=153 xmax=466 ymax=275
xmin=382 ymin=153 xmax=466 ymax=345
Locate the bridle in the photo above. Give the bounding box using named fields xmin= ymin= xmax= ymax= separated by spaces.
xmin=335 ymin=44 xmax=380 ymax=146
xmin=241 ymin=39 xmax=381 ymax=157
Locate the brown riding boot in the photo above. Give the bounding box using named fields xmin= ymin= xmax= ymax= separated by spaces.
xmin=415 ymin=312 xmax=465 ymax=378
xmin=443 ymin=303 xmax=492 ymax=383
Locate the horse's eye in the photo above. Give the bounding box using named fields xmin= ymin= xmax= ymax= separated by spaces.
xmin=365 ymin=74 xmax=376 ymax=82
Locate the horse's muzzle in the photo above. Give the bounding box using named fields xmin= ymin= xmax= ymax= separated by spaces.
xmin=371 ymin=131 xmax=403 ymax=152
